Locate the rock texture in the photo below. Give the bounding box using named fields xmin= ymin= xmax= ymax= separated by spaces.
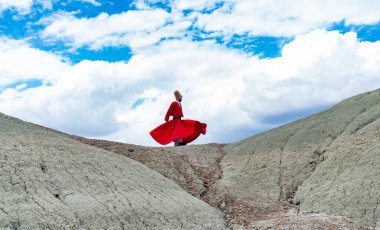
xmin=1 ymin=87 xmax=380 ymax=229
xmin=0 ymin=113 xmax=227 ymax=229
xmin=70 ymin=138 xmax=225 ymax=200
xmin=74 ymin=138 xmax=369 ymax=229
xmin=218 ymin=89 xmax=380 ymax=228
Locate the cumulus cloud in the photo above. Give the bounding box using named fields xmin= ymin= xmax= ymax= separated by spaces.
xmin=239 ymin=29 xmax=380 ymax=119
xmin=134 ymin=0 xmax=223 ymax=11
xmin=0 ymin=0 xmax=33 ymax=14
xmin=195 ymin=0 xmax=380 ymax=36
xmin=0 ymin=58 xmax=139 ymax=138
xmin=40 ymin=9 xmax=192 ymax=50
xmin=36 ymin=0 xmax=54 ymax=10
xmin=170 ymin=0 xmax=223 ymax=11
xmin=1 ymin=29 xmax=380 ymax=146
xmin=0 ymin=36 xmax=68 ymax=85
xmin=38 ymin=0 xmax=380 ymax=53
xmin=0 ymin=0 xmax=56 ymax=14
xmin=79 ymin=0 xmax=101 ymax=6
xmin=1 ymin=0 xmax=380 ymax=147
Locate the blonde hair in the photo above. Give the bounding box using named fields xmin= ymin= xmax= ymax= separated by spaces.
xmin=174 ymin=90 xmax=182 ymax=100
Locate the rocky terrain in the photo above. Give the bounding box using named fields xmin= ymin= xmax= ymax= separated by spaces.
xmin=72 ymin=88 xmax=380 ymax=229
xmin=72 ymin=136 xmax=370 ymax=229
xmin=218 ymin=89 xmax=380 ymax=229
xmin=1 ymin=88 xmax=380 ymax=229
xmin=0 ymin=113 xmax=227 ymax=229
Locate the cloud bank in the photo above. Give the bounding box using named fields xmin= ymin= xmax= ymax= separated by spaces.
xmin=0 ymin=0 xmax=33 ymax=14
xmin=0 ymin=0 xmax=380 ymax=146
xmin=1 ymin=27 xmax=380 ymax=146
xmin=194 ymin=0 xmax=380 ymax=36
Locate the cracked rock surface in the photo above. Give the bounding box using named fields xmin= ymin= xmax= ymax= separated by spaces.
xmin=219 ymin=88 xmax=380 ymax=228
xmin=69 ymin=138 xmax=225 ymax=200
xmin=0 ymin=113 xmax=227 ymax=230
xmin=1 ymin=88 xmax=380 ymax=229
xmin=74 ymin=136 xmax=368 ymax=229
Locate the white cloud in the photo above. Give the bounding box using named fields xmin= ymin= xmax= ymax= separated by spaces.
xmin=239 ymin=29 xmax=380 ymax=119
xmin=36 ymin=0 xmax=54 ymax=10
xmin=1 ymin=29 xmax=380 ymax=146
xmin=40 ymin=9 xmax=192 ymax=50
xmin=134 ymin=0 xmax=222 ymax=11
xmin=171 ymin=0 xmax=222 ymax=11
xmin=194 ymin=0 xmax=380 ymax=36
xmin=1 ymin=0 xmax=380 ymax=147
xmin=0 ymin=0 xmax=33 ymax=14
xmin=0 ymin=0 xmax=103 ymax=14
xmin=0 ymin=37 xmax=68 ymax=85
xmin=38 ymin=0 xmax=380 ymax=52
xmin=79 ymin=0 xmax=101 ymax=6
xmin=0 ymin=0 xmax=56 ymax=14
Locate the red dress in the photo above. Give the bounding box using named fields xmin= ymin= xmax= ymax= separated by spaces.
xmin=150 ymin=101 xmax=207 ymax=145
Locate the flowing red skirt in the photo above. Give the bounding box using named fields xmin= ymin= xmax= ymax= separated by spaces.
xmin=150 ymin=119 xmax=207 ymax=145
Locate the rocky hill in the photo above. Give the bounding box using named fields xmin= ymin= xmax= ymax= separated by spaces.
xmin=1 ymin=88 xmax=379 ymax=229
xmin=73 ymin=88 xmax=380 ymax=229
xmin=218 ymin=88 xmax=380 ymax=229
xmin=0 ymin=113 xmax=227 ymax=229
xmin=72 ymin=138 xmax=369 ymax=229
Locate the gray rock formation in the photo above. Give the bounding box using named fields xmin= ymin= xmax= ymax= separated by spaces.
xmin=218 ymin=89 xmax=380 ymax=228
xmin=0 ymin=113 xmax=227 ymax=229
xmin=1 ymin=87 xmax=379 ymax=229
xmin=69 ymin=138 xmax=225 ymax=200
xmin=73 ymin=139 xmax=369 ymax=229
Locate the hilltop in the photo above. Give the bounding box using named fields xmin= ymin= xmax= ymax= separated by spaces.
xmin=1 ymin=88 xmax=380 ymax=229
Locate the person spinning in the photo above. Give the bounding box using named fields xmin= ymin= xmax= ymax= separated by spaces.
xmin=150 ymin=90 xmax=207 ymax=146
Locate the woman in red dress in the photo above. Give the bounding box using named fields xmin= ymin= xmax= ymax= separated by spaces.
xmin=150 ymin=90 xmax=207 ymax=146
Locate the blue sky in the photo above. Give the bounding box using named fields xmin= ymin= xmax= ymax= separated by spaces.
xmin=2 ymin=0 xmax=378 ymax=63
xmin=0 ymin=0 xmax=380 ymax=146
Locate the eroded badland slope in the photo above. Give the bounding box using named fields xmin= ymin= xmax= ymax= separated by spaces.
xmin=1 ymin=88 xmax=380 ymax=229
xmin=0 ymin=113 xmax=227 ymax=229
xmin=76 ymin=89 xmax=380 ymax=229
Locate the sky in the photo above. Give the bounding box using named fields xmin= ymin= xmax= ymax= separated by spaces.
xmin=0 ymin=0 xmax=380 ymax=146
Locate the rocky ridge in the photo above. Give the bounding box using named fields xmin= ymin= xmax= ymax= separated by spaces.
xmin=218 ymin=89 xmax=380 ymax=229
xmin=1 ymin=88 xmax=380 ymax=229
xmin=74 ymin=88 xmax=380 ymax=229
xmin=74 ymin=137 xmax=369 ymax=229
xmin=0 ymin=113 xmax=227 ymax=229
